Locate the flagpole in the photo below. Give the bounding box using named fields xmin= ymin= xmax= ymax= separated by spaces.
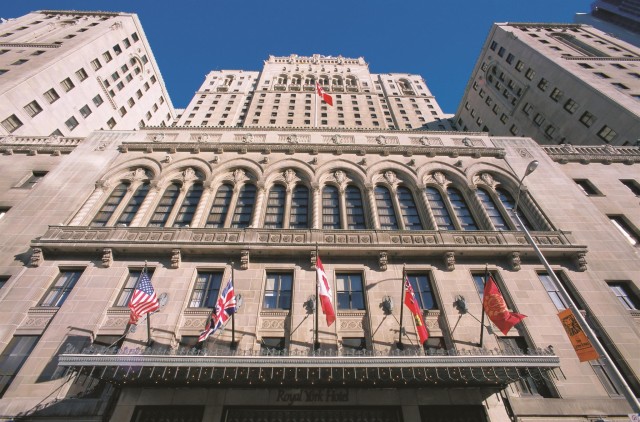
xmin=314 ymin=81 xmax=318 ymax=128
xmin=230 ymin=262 xmax=236 ymax=350
xmin=314 ymin=243 xmax=320 ymax=351
xmin=479 ymin=264 xmax=488 ymax=348
xmin=397 ymin=264 xmax=406 ymax=350
xmin=142 ymin=262 xmax=153 ymax=346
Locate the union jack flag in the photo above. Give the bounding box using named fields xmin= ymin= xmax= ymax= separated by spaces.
xmin=128 ymin=270 xmax=159 ymax=325
xmin=199 ymin=277 xmax=236 ymax=342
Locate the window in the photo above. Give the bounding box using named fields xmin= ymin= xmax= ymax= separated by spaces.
xmin=173 ymin=183 xmax=203 ymax=227
xmin=574 ymin=179 xmax=600 ymax=196
xmin=231 ymin=184 xmax=256 ymax=228
xmin=102 ymin=51 xmax=112 ymax=62
xmin=375 ymin=186 xmax=398 ymax=230
xmin=149 ymin=183 xmax=180 ymax=227
xmin=342 ymin=337 xmax=366 ymax=355
xmin=591 ymin=358 xmax=620 ymax=396
xmin=263 ymin=273 xmax=292 ymax=310
xmin=60 ymin=77 xmax=75 ymax=92
xmin=75 ymin=68 xmax=88 ymax=81
xmin=206 ymin=184 xmax=232 ymax=228
xmin=190 ymin=271 xmax=223 ymax=308
xmin=65 ymin=116 xmax=79 ymax=131
xmin=92 ymin=94 xmax=104 ymax=107
xmin=345 ymin=186 xmax=366 ymax=229
xmin=537 ymin=78 xmax=548 ymax=91
xmin=525 ymin=68 xmax=535 ymax=80
xmin=117 ymin=182 xmax=150 ymax=225
xmin=91 ymin=182 xmax=128 ymax=226
xmin=563 ymin=99 xmax=578 ymax=114
xmin=510 ymin=124 xmax=519 ymax=135
xmin=533 ymin=113 xmax=545 ymax=126
xmin=620 ymin=179 xmax=640 ymax=196
xmin=594 ymin=72 xmax=610 ymax=79
xmin=115 ymin=269 xmax=154 ymax=306
xmin=497 ymin=337 xmax=553 ymax=397
xmin=515 ymin=60 xmax=524 ymax=71
xmin=608 ymin=282 xmax=640 ymax=310
xmin=0 ymin=336 xmax=39 ymax=398
xmin=107 ymin=118 xmax=116 ymax=129
xmin=597 ymin=125 xmax=617 ymax=143
xmin=43 ymin=88 xmax=60 ymax=104
xmin=19 ymin=171 xmax=47 ymax=189
xmin=1 ymin=114 xmax=23 ymax=133
xmin=11 ymin=59 xmax=28 ymax=66
xmin=498 ymin=47 xmax=505 ymax=57
xmin=477 ymin=188 xmax=509 ymax=230
xmin=447 ymin=187 xmax=478 ymax=230
xmin=506 ymin=53 xmax=514 ymax=64
xmin=90 ymin=58 xmax=101 ymax=71
xmin=0 ymin=207 xmax=9 ymax=220
xmin=549 ymin=88 xmax=562 ymax=101
xmin=336 ymin=273 xmax=365 ymax=310
xmin=407 ymin=274 xmax=437 ymax=309
xmin=579 ymin=111 xmax=596 ymax=127
xmin=608 ymin=215 xmax=639 ymax=245
xmin=398 ymin=186 xmax=423 ymax=230
xmin=426 ymin=187 xmax=454 ymax=230
xmin=264 ymin=185 xmax=286 ymax=229
xmin=261 ymin=337 xmax=286 ymax=355
xmin=496 ymin=187 xmax=533 ymax=230
xmin=40 ymin=270 xmax=82 ymax=307
xmin=537 ymin=273 xmax=570 ymax=310
xmin=79 ymin=104 xmax=92 ymax=118
xmin=522 ymin=103 xmax=533 ymax=116
xmin=322 ymin=186 xmax=341 ymax=229
xmin=23 ymin=100 xmax=42 ymax=117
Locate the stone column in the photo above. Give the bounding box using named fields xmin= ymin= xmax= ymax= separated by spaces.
xmin=365 ymin=183 xmax=380 ymax=230
xmin=311 ymin=182 xmax=321 ymax=229
xmin=68 ymin=183 xmax=108 ymax=226
xmin=130 ymin=181 xmax=160 ymax=227
xmin=250 ymin=182 xmax=266 ymax=228
xmin=191 ymin=182 xmax=213 ymax=228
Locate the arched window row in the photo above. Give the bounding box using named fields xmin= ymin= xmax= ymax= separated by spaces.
xmin=85 ymin=169 xmax=551 ymax=232
xmin=273 ymin=73 xmax=360 ymax=92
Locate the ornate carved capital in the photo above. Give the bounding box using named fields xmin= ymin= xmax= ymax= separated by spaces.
xmin=379 ymin=252 xmax=388 ymax=272
xmin=574 ymin=251 xmax=587 ymax=272
xmin=310 ymin=250 xmax=317 ymax=270
xmin=102 ymin=248 xmax=113 ymax=268
xmin=30 ymin=248 xmax=43 ymax=267
xmin=240 ymin=250 xmax=250 ymax=270
xmin=171 ymin=249 xmax=181 ymax=269
xmin=443 ymin=251 xmax=455 ymax=271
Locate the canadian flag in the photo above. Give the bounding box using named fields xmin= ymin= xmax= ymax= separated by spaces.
xmin=316 ymin=81 xmax=333 ymax=106
xmin=316 ymin=255 xmax=336 ymax=326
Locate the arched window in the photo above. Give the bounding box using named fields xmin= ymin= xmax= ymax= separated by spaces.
xmin=117 ymin=182 xmax=150 ymax=226
xmin=332 ymin=75 xmax=343 ymax=86
xmin=277 ymin=74 xmax=288 ymax=85
xmin=291 ymin=74 xmax=301 ymax=85
xmin=375 ymin=186 xmax=398 ymax=230
xmin=447 ymin=187 xmax=478 ymax=230
xmin=477 ymin=188 xmax=509 ymax=230
xmin=149 ymin=183 xmax=180 ymax=227
xmin=319 ymin=75 xmax=329 ymax=86
xmin=206 ymin=184 xmax=233 ymax=228
xmin=425 ymin=187 xmax=454 ymax=230
xmin=173 ymin=183 xmax=203 ymax=227
xmin=345 ymin=76 xmax=358 ymax=87
xmin=231 ymin=184 xmax=256 ymax=228
xmin=304 ymin=75 xmax=315 ymax=85
xmin=496 ymin=187 xmax=534 ymax=230
xmin=91 ymin=182 xmax=129 ymax=226
xmin=397 ymin=186 xmax=423 ymax=230
xmin=322 ymin=186 xmax=341 ymax=229
xmin=290 ymin=185 xmax=310 ymax=229
xmin=345 ymin=185 xmax=366 ymax=229
xmin=264 ymin=184 xmax=286 ymax=229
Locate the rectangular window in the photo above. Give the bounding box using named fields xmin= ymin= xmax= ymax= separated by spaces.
xmin=497 ymin=337 xmax=553 ymax=397
xmin=342 ymin=337 xmax=366 ymax=355
xmin=509 ymin=124 xmax=519 ymax=135
xmin=497 ymin=47 xmax=505 ymax=57
xmin=90 ymin=58 xmax=101 ymax=71
xmin=597 ymin=125 xmax=617 ymax=143
xmin=23 ymin=100 xmax=43 ymax=117
xmin=102 ymin=51 xmax=112 ymax=62
xmin=260 ymin=337 xmax=285 ymax=355
xmin=609 ymin=215 xmax=639 ymax=245
xmin=522 ymin=103 xmax=533 ymax=116
xmin=113 ymin=44 xmax=122 ymax=55
xmin=574 ymin=179 xmax=600 ymax=196
xmin=263 ymin=272 xmax=292 ymax=310
xmin=115 ymin=269 xmax=155 ymax=307
xmin=620 ymin=179 xmax=640 ymax=196
xmin=75 ymin=68 xmax=88 ymax=82
xmin=563 ymin=98 xmax=578 ymax=114
xmin=549 ymin=88 xmax=562 ymax=101
xmin=590 ymin=358 xmax=620 ymax=396
xmin=189 ymin=271 xmax=222 ymax=308
xmin=65 ymin=116 xmax=79 ymax=131
xmin=0 ymin=336 xmax=39 ymax=398
xmin=515 ymin=60 xmax=524 ymax=71
xmin=407 ymin=274 xmax=437 ymax=309
xmin=607 ymin=282 xmax=640 ymax=310
xmin=43 ymin=88 xmax=59 ymax=104
xmin=506 ymin=53 xmax=514 ymax=64
xmin=579 ymin=111 xmax=596 ymax=127
xmin=525 ymin=68 xmax=535 ymax=80
xmin=92 ymin=94 xmax=104 ymax=107
xmin=39 ymin=270 xmax=82 ymax=307
xmin=79 ymin=104 xmax=92 ymax=118
xmin=336 ymin=273 xmax=365 ymax=310
xmin=533 ymin=113 xmax=545 ymax=126
xmin=537 ymin=273 xmax=570 ymax=310
xmin=19 ymin=171 xmax=47 ymax=188
xmin=60 ymin=77 xmax=75 ymax=92
xmin=1 ymin=114 xmax=23 ymax=133
xmin=107 ymin=118 xmax=116 ymax=129
xmin=537 ymin=78 xmax=548 ymax=91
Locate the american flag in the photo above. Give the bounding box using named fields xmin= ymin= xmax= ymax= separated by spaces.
xmin=199 ymin=277 xmax=236 ymax=342
xmin=128 ymin=270 xmax=159 ymax=325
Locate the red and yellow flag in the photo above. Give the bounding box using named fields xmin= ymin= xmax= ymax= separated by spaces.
xmin=404 ymin=275 xmax=429 ymax=345
xmin=482 ymin=275 xmax=526 ymax=335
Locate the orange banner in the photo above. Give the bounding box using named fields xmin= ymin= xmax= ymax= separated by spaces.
xmin=558 ymin=309 xmax=599 ymax=362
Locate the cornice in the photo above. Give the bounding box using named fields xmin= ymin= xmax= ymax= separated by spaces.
xmin=542 ymin=144 xmax=640 ymax=164
xmin=0 ymin=42 xmax=60 ymax=49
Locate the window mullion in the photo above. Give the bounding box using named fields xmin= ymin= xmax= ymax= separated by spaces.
xmin=165 ymin=183 xmax=190 ymax=227
xmin=190 ymin=186 xmax=212 ymax=228
xmin=419 ymin=187 xmax=437 ymax=230
xmin=365 ymin=184 xmax=380 ymax=229
xmin=223 ymin=185 xmax=241 ymax=228
xmin=283 ymin=188 xmax=292 ymax=229
xmin=339 ymin=187 xmax=348 ymax=230
xmin=107 ymin=182 xmax=138 ymax=226
xmin=391 ymin=186 xmax=407 ymax=230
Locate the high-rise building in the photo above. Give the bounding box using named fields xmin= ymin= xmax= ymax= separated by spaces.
xmin=454 ymin=23 xmax=640 ymax=146
xmin=576 ymin=0 xmax=640 ymax=47
xmin=0 ymin=17 xmax=639 ymax=422
xmin=176 ymin=54 xmax=453 ymax=131
xmin=0 ymin=10 xmax=176 ymax=137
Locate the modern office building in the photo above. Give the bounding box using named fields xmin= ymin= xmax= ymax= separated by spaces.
xmin=0 ymin=10 xmax=176 ymax=137
xmin=454 ymin=23 xmax=640 ymax=146
xmin=576 ymin=0 xmax=640 ymax=47
xmin=175 ymin=54 xmax=452 ymax=131
xmin=0 ymin=14 xmax=639 ymax=422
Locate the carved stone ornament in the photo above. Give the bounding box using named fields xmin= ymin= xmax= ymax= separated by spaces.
xmin=376 ymin=135 xmax=386 ymax=145
xmin=331 ymin=134 xmax=342 ymax=144
xmin=171 ymin=249 xmax=181 ymax=269
xmin=443 ymin=251 xmax=455 ymax=271
xmin=242 ymin=133 xmax=254 ymax=143
xmin=433 ymin=171 xmax=447 ymax=186
xmin=0 ymin=135 xmax=14 ymax=144
xmin=334 ymin=170 xmax=346 ymax=185
xmin=102 ymin=248 xmax=113 ymax=268
xmin=95 ymin=180 xmax=111 ymax=191
xmin=241 ymin=250 xmax=250 ymax=270
xmin=233 ymin=169 xmax=247 ymax=184
xmin=384 ymin=171 xmax=396 ymax=185
xmin=193 ymin=133 xmax=209 ymax=143
xmin=127 ymin=168 xmax=147 ymax=182
xmin=310 ymin=250 xmax=317 ymax=270
xmin=510 ymin=251 xmax=521 ymax=271
xmin=284 ymin=169 xmax=297 ymax=184
xmin=164 ymin=155 xmax=172 ymax=164
xmin=286 ymin=134 xmax=298 ymax=144
xmin=574 ymin=251 xmax=587 ymax=272
xmin=480 ymin=172 xmax=495 ymax=188
xmin=379 ymin=252 xmax=388 ymax=272
xmin=151 ymin=133 xmax=164 ymax=143
xmin=182 ymin=167 xmax=197 ymax=182
xmin=30 ymin=248 xmax=43 ymax=267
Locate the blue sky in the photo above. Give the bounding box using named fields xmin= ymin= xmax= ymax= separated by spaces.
xmin=2 ymin=1 xmax=590 ymax=113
